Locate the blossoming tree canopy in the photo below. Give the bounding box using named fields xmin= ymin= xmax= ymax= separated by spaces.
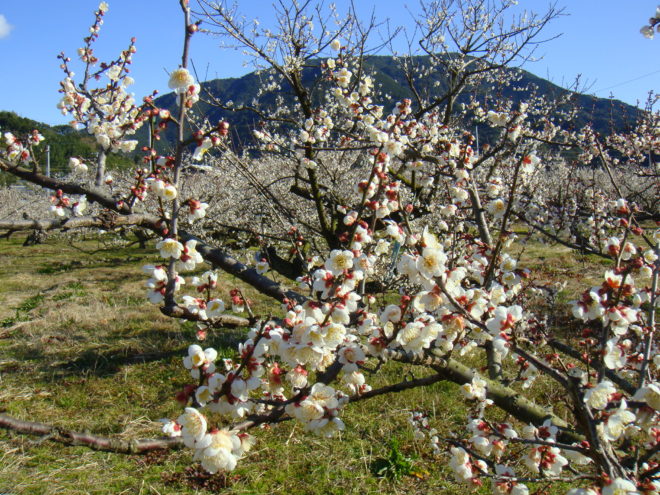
xmin=0 ymin=1 xmax=658 ymax=494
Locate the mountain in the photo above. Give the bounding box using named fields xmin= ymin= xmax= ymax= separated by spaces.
xmin=2 ymin=56 xmax=643 ymax=172
xmin=151 ymin=55 xmax=642 ymax=152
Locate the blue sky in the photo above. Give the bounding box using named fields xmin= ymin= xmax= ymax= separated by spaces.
xmin=0 ymin=1 xmax=657 ymax=126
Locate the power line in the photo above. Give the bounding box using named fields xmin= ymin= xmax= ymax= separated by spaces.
xmin=593 ymin=68 xmax=660 ymax=94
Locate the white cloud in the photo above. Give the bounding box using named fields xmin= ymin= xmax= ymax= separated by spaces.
xmin=0 ymin=15 xmax=13 ymax=39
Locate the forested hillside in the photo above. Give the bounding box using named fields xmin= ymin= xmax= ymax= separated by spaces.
xmin=0 ymin=111 xmax=136 ymax=185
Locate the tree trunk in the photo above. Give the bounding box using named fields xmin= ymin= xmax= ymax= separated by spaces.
xmin=95 ymin=150 xmax=107 ymax=188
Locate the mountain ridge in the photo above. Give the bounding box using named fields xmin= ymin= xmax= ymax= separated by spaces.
xmin=151 ymin=54 xmax=642 ymax=151
xmin=1 ymin=55 xmax=643 ymax=172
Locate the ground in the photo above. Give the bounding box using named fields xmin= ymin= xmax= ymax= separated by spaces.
xmin=0 ymin=232 xmax=604 ymax=494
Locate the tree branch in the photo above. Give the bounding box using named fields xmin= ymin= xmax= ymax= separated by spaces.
xmin=0 ymin=413 xmax=184 ymax=454
xmin=0 ymin=214 xmax=160 ymax=233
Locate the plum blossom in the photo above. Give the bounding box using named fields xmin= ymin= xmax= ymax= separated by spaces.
xmin=584 ymin=380 xmax=616 ymax=410
xmin=144 ymin=265 xmax=183 ymax=304
xmin=286 ymin=365 xmax=308 ymax=389
xmin=492 ymin=466 xmax=529 ymax=495
xmin=161 ymin=184 xmax=178 ymax=201
xmin=168 ymin=68 xmax=195 ymax=93
xmin=286 ymin=383 xmax=345 ymax=437
xmin=599 ymin=400 xmax=636 ymax=442
xmin=487 ymin=111 xmax=508 ymax=127
xmin=449 ymin=446 xmax=486 ymax=483
xmin=156 ymin=238 xmax=184 ymax=259
xmin=160 ymin=419 xmax=182 ymax=437
xmin=186 ymin=200 xmax=209 ymax=222
xmin=206 ymin=299 xmax=226 ymax=319
xmin=380 ymin=304 xmax=402 ymax=324
xmin=182 ymin=296 xmax=208 ymax=320
xmin=521 ymin=153 xmax=540 ymax=174
xmin=194 ymin=441 xmax=238 ymax=473
xmin=47 ymin=204 xmax=63 ymax=218
xmin=255 ymin=260 xmax=269 ymax=274
xmin=563 ymin=446 xmax=593 ymax=466
xmin=416 ymin=247 xmax=447 ymax=279
xmin=334 ymin=68 xmax=352 ymax=88
xmin=487 ymin=199 xmax=507 ymax=218
xmin=192 ymin=138 xmax=214 ymax=161
xmin=192 ymin=429 xmax=247 ymax=474
xmin=183 ymin=344 xmax=217 ymax=379
xmin=68 ymin=157 xmax=88 ymax=173
xmin=601 ymin=478 xmax=639 ymax=495
xmin=338 ymin=344 xmax=366 ymax=372
xmin=603 ymin=339 xmax=626 ymax=369
xmin=177 ymin=407 xmax=209 ymax=448
xmin=641 ymin=25 xmax=655 ymax=39
xmin=146 ymin=179 xmax=177 ymax=201
xmin=72 ymin=196 xmax=87 ymax=216
xmin=486 ymin=305 xmax=523 ymax=336
xmin=572 ymin=290 xmax=606 ymax=321
xmin=632 ymin=383 xmax=660 ymax=410
xmin=523 ymin=445 xmax=568 ymax=476
xmin=325 ymin=249 xmax=354 ymax=275
xmin=176 ymin=239 xmax=204 ymax=271
xmin=461 ymin=376 xmax=487 ymax=401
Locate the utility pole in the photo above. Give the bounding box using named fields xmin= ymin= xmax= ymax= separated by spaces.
xmin=475 ymin=125 xmax=479 ymax=157
xmin=46 ymin=145 xmax=51 ymax=177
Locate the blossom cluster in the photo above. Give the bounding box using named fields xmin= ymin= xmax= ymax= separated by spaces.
xmin=3 ymin=130 xmax=44 ymax=165
xmin=57 ymin=3 xmax=143 ymax=154
xmin=163 ymin=406 xmax=254 ymax=474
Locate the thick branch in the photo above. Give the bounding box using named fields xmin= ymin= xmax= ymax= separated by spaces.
xmin=0 ymin=214 xmax=160 ymax=233
xmin=1 ymin=155 xmax=306 ymax=307
xmin=383 ymin=348 xmax=581 ymax=442
xmin=435 ymin=357 xmax=582 ymax=444
xmin=160 ymin=304 xmax=251 ymax=328
xmin=179 ymin=232 xmax=307 ymax=305
xmin=516 ymin=213 xmax=608 ymax=259
xmin=0 ymin=214 xmax=305 ymax=309
xmin=0 ymin=163 xmax=130 ymax=214
xmin=0 ymin=413 xmax=183 ymax=454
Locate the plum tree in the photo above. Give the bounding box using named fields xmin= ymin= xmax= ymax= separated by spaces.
xmin=0 ymin=1 xmax=658 ymax=493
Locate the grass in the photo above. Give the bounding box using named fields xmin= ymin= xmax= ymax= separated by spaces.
xmin=0 ymin=233 xmax=607 ymax=494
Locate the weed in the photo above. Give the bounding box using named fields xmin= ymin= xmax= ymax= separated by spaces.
xmin=37 ymin=261 xmax=83 ymax=274
xmin=53 ymin=283 xmax=86 ymax=301
xmin=17 ymin=294 xmax=45 ymax=312
xmin=0 ymin=316 xmax=15 ymax=328
xmin=371 ymin=439 xmax=416 ymax=480
xmin=1 ymin=294 xmax=44 ymax=327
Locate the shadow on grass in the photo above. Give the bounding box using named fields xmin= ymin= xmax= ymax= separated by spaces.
xmin=1 ymin=345 xmax=186 ymax=378
xmin=37 ymin=257 xmax=147 ymax=275
xmin=42 ymin=327 xmax=248 ymax=379
xmin=52 ymin=347 xmax=188 ymax=378
xmin=1 ymin=304 xmax=250 ymax=380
